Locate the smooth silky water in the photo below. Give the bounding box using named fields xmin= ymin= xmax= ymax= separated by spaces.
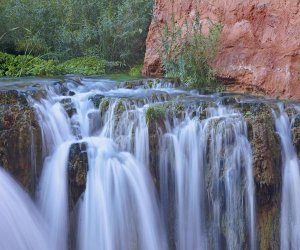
xmin=3 ymin=76 xmax=299 ymax=250
xmin=274 ymin=104 xmax=300 ymax=250
xmin=0 ymin=167 xmax=52 ymax=250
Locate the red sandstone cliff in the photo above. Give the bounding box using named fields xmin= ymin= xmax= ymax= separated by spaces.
xmin=143 ymin=0 xmax=300 ymax=100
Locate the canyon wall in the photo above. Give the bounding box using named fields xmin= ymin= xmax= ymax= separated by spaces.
xmin=143 ymin=0 xmax=300 ymax=100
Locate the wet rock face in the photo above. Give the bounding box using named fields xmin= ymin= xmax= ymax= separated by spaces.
xmin=60 ymin=98 xmax=77 ymax=118
xmin=0 ymin=90 xmax=43 ymax=193
xmin=143 ymin=0 xmax=300 ymax=100
xmin=244 ymin=103 xmax=281 ymax=250
xmin=147 ymin=98 xmax=284 ymax=250
xmin=244 ymin=104 xmax=281 ymax=199
xmin=289 ymin=110 xmax=300 ymax=157
xmin=148 ymin=116 xmax=166 ymax=188
xmin=68 ymin=142 xmax=88 ymax=209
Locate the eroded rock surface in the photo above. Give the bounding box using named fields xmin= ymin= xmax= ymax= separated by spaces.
xmin=0 ymin=90 xmax=43 ymax=193
xmin=68 ymin=142 xmax=88 ymax=209
xmin=143 ymin=0 xmax=300 ymax=100
xmin=244 ymin=103 xmax=281 ymax=250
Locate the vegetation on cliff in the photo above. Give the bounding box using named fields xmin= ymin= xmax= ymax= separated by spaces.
xmin=158 ymin=13 xmax=222 ymax=90
xmin=145 ymin=105 xmax=166 ymax=124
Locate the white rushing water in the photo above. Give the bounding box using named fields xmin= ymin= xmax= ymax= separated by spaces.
xmin=78 ymin=137 xmax=166 ymax=250
xmin=26 ymin=78 xmax=258 ymax=250
xmin=29 ymin=79 xmax=168 ymax=250
xmin=0 ymin=167 xmax=52 ymax=250
xmin=30 ymin=90 xmax=74 ymax=250
xmin=275 ymin=104 xmax=300 ymax=250
xmin=159 ymin=105 xmax=257 ymax=250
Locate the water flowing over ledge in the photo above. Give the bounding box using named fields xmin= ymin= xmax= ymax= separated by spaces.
xmin=0 ymin=77 xmax=300 ymax=249
xmin=0 ymin=168 xmax=52 ymax=250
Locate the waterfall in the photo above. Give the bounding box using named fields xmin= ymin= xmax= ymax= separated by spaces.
xmin=30 ymin=88 xmax=74 ymax=250
xmin=159 ymin=105 xmax=257 ymax=250
xmin=30 ymin=80 xmax=168 ymax=250
xmin=0 ymin=167 xmax=52 ymax=250
xmin=275 ymin=104 xmax=300 ymax=250
xmin=25 ymin=78 xmax=258 ymax=250
xmin=77 ymin=137 xmax=166 ymax=250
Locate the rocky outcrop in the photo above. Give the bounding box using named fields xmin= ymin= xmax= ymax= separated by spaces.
xmin=68 ymin=142 xmax=88 ymax=209
xmin=143 ymin=0 xmax=300 ymax=100
xmin=0 ymin=90 xmax=43 ymax=193
xmin=245 ymin=103 xmax=282 ymax=250
xmin=291 ymin=113 xmax=300 ymax=157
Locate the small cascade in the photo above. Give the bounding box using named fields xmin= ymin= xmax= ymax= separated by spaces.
xmin=30 ymin=79 xmax=170 ymax=250
xmin=30 ymin=89 xmax=74 ymax=250
xmin=24 ymin=78 xmax=259 ymax=250
xmin=38 ymin=142 xmax=72 ymax=250
xmin=159 ymin=105 xmax=256 ymax=250
xmin=0 ymin=167 xmax=52 ymax=250
xmin=274 ymin=104 xmax=300 ymax=250
xmin=78 ymin=137 xmax=166 ymax=250
xmin=99 ymin=98 xmax=151 ymax=168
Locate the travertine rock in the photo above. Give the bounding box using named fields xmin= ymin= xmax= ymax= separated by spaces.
xmin=143 ymin=0 xmax=300 ymax=100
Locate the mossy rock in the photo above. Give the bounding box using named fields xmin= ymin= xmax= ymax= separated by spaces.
xmin=244 ymin=102 xmax=281 ymax=250
xmin=0 ymin=90 xmax=43 ymax=193
xmin=145 ymin=105 xmax=166 ymax=124
xmin=257 ymin=195 xmax=280 ymax=250
xmin=218 ymin=95 xmax=241 ymax=106
xmin=119 ymin=80 xmax=144 ymax=89
xmin=68 ymin=142 xmax=88 ymax=208
xmin=237 ymin=102 xmax=278 ymax=117
xmin=291 ymin=113 xmax=300 ymax=157
xmin=89 ymin=94 xmax=105 ymax=108
xmin=60 ymin=98 xmax=76 ymax=117
xmin=246 ymin=104 xmax=281 ymax=189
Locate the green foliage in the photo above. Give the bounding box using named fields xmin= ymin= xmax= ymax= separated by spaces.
xmin=0 ymin=52 xmax=110 ymax=77
xmin=0 ymin=52 xmax=14 ymax=76
xmin=159 ymin=13 xmax=223 ymax=90
xmin=244 ymin=111 xmax=253 ymax=118
xmin=145 ymin=105 xmax=166 ymax=124
xmin=0 ymin=0 xmax=153 ymax=65
xmin=0 ymin=52 xmax=58 ymax=77
xmin=129 ymin=64 xmax=143 ymax=77
xmin=58 ymin=57 xmax=106 ymax=76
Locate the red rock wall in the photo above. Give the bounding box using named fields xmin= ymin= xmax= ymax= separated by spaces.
xmin=143 ymin=0 xmax=300 ymax=100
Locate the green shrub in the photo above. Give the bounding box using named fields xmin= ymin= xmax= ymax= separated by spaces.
xmin=128 ymin=64 xmax=143 ymax=77
xmin=57 ymin=57 xmax=107 ymax=75
xmin=0 ymin=52 xmax=14 ymax=76
xmin=0 ymin=0 xmax=153 ymax=64
xmin=145 ymin=105 xmax=166 ymax=124
xmin=0 ymin=52 xmax=59 ymax=77
xmin=0 ymin=53 xmax=129 ymax=77
xmin=159 ymin=13 xmax=223 ymax=90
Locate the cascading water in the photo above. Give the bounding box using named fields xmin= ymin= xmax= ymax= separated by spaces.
xmin=18 ymin=77 xmax=258 ymax=250
xmin=30 ymin=90 xmax=74 ymax=250
xmin=0 ymin=167 xmax=52 ymax=250
xmin=30 ymin=79 xmax=169 ymax=250
xmin=274 ymin=104 xmax=300 ymax=250
xmin=159 ymin=105 xmax=256 ymax=250
xmin=78 ymin=137 xmax=166 ymax=250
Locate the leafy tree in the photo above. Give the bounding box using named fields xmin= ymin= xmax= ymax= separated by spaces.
xmin=0 ymin=0 xmax=153 ymax=65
